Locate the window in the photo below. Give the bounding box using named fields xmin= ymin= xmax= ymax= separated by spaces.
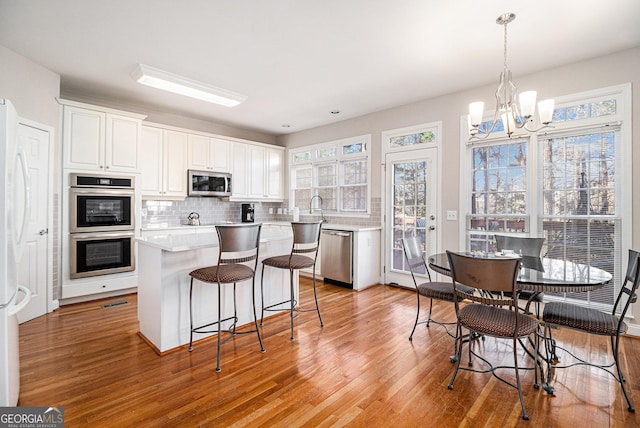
xmin=389 ymin=130 xmax=435 ymax=148
xmin=468 ymin=140 xmax=528 ymax=253
xmin=462 ymin=84 xmax=631 ymax=311
xmin=289 ymin=135 xmax=371 ymax=215
xmin=292 ymin=165 xmax=312 ymax=209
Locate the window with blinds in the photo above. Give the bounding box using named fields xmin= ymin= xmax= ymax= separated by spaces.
xmin=463 ymin=84 xmax=631 ymax=311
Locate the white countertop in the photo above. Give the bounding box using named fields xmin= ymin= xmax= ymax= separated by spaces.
xmin=137 ymin=227 xmax=293 ymax=252
xmin=140 ymin=221 xmax=381 ymax=233
xmin=321 ymin=224 xmax=381 ymax=232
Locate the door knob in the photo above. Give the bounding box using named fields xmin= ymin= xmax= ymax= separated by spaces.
xmin=429 ymin=225 xmax=436 ymax=231
xmin=39 ymin=229 xmax=48 ymax=235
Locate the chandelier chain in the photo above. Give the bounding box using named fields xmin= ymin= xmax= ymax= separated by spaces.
xmin=503 ymin=20 xmax=508 ymax=71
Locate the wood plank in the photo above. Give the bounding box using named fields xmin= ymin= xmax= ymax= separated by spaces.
xmin=18 ymin=278 xmax=640 ymax=426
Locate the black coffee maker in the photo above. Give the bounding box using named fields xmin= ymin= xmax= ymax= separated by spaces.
xmin=241 ymin=203 xmax=255 ymax=222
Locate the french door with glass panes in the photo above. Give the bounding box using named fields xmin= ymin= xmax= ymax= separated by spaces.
xmin=384 ymin=149 xmax=438 ymax=286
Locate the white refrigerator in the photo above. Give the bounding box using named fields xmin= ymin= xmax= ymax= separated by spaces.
xmin=0 ymin=99 xmax=32 ymax=406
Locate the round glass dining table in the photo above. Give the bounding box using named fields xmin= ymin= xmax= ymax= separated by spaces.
xmin=427 ymin=252 xmax=612 ymax=293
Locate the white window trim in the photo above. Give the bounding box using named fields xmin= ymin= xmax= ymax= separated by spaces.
xmin=289 ymin=134 xmax=372 ymax=216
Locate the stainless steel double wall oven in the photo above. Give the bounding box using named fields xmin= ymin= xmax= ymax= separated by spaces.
xmin=69 ymin=173 xmax=135 ymax=279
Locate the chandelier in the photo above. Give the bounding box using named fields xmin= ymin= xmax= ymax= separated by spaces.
xmin=469 ymin=13 xmax=554 ymax=140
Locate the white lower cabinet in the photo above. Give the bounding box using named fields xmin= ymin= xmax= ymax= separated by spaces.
xmin=140 ymin=126 xmax=188 ymax=198
xmin=308 ymin=227 xmax=381 ymax=290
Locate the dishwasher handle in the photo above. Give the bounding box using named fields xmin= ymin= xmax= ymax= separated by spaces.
xmin=323 ymin=230 xmax=351 ymax=237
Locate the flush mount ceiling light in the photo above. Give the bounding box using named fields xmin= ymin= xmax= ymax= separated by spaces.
xmin=468 ymin=13 xmax=554 ymax=140
xmin=131 ymin=64 xmax=247 ymax=107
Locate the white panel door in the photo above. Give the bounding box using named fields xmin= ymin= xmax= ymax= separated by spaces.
xmin=16 ymin=122 xmax=50 ymax=323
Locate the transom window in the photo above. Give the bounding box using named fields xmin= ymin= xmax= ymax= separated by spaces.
xmin=289 ymin=135 xmax=371 ymax=215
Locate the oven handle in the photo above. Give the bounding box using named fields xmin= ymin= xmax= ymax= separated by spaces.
xmin=70 ymin=231 xmax=135 ymax=240
xmin=70 ymin=187 xmax=135 ymax=196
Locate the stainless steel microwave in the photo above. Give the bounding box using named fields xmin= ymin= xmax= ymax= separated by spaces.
xmin=187 ymin=170 xmax=232 ymax=197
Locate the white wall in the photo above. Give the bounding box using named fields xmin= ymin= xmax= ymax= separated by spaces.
xmin=277 ymin=47 xmax=640 ymax=253
xmin=0 ymin=45 xmax=60 ymax=126
xmin=278 ymin=47 xmax=640 ymax=334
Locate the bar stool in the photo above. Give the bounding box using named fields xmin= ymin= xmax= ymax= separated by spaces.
xmin=260 ymin=221 xmax=324 ymax=340
xmin=188 ymin=223 xmax=265 ymax=372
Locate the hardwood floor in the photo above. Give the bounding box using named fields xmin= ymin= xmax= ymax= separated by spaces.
xmin=18 ymin=278 xmax=640 ymax=427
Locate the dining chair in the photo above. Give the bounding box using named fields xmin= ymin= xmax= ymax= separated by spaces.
xmin=188 ymin=223 xmax=265 ymax=372
xmin=542 ymin=248 xmax=640 ymax=412
xmin=260 ymin=221 xmax=324 ymax=340
xmin=446 ymin=251 xmax=539 ymax=421
xmin=494 ymin=234 xmax=545 ymax=316
xmin=402 ymin=237 xmax=475 ymax=355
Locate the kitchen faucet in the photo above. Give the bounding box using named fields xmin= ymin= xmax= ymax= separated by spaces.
xmin=309 ymin=195 xmax=326 ymax=223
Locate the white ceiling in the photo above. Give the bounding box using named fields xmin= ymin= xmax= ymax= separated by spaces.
xmin=1 ymin=0 xmax=639 ymax=136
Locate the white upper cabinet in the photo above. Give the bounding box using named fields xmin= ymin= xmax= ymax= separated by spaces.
xmin=61 ymin=101 xmax=144 ymax=172
xmin=266 ymin=146 xmax=284 ymax=199
xmin=210 ymin=138 xmax=231 ymax=172
xmin=230 ymin=142 xmax=284 ymax=201
xmin=187 ymin=134 xmax=209 ymax=171
xmin=163 ymin=130 xmax=189 ymax=197
xmin=139 ymin=126 xmax=188 ymax=199
xmin=187 ymin=135 xmax=231 ymax=173
xmin=139 ymin=126 xmax=164 ymax=196
xmin=247 ymin=144 xmax=267 ymax=199
xmin=231 ymin=142 xmax=248 ymax=198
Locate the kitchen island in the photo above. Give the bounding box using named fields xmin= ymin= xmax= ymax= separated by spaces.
xmin=136 ymin=226 xmax=294 ymax=354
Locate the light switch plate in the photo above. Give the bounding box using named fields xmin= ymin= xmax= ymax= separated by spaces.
xmin=446 ymin=210 xmax=457 ymax=221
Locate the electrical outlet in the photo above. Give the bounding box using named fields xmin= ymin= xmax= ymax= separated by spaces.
xmin=446 ymin=210 xmax=457 ymax=221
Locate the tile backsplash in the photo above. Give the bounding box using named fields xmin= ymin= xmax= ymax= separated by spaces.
xmin=141 ymin=197 xmax=381 ymax=228
xmin=142 ymin=198 xmax=280 ymax=227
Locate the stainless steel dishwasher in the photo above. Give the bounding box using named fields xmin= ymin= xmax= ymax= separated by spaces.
xmin=321 ymin=230 xmax=353 ymax=287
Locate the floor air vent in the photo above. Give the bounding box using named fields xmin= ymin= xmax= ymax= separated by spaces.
xmin=101 ymin=301 xmax=129 ymax=309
